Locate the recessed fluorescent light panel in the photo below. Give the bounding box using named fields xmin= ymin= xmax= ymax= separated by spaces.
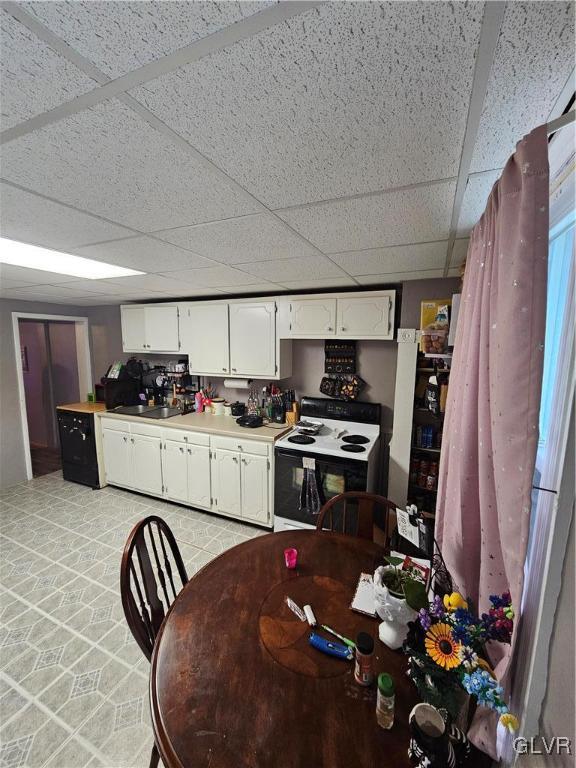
xmin=0 ymin=238 xmax=145 ymax=279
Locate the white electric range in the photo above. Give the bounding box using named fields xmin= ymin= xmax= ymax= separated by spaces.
xmin=274 ymin=397 xmax=381 ymax=531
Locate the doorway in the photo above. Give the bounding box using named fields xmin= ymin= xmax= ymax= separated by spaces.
xmin=12 ymin=313 xmax=92 ymax=480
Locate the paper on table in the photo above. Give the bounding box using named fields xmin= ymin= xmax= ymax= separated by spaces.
xmin=350 ymin=572 xmax=377 ymax=617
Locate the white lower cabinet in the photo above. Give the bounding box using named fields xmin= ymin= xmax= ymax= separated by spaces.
xmin=212 ymin=449 xmax=242 ymax=517
xmin=187 ymin=444 xmax=212 ymax=509
xmin=131 ymin=434 xmax=163 ymax=496
xmin=102 ymin=429 xmax=132 ymax=487
xmin=101 ymin=419 xmax=272 ymax=525
xmin=162 ymin=440 xmax=189 ymax=504
xmin=240 ymin=454 xmax=269 ymax=524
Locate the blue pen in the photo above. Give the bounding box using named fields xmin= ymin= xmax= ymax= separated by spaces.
xmin=309 ymin=631 xmax=354 ymax=660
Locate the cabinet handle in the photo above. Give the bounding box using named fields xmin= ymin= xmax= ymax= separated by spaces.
xmin=183 ymin=436 xmax=188 ymax=441
xmin=233 ymin=456 xmax=238 ymax=463
xmin=131 ymin=438 xmax=135 ymax=443
xmin=123 ymin=436 xmax=127 ymax=442
xmin=179 ymin=446 xmax=183 ymax=453
xmin=232 ymin=368 xmax=237 ymax=372
xmin=327 ymin=326 xmax=333 ymax=331
xmin=237 ymin=445 xmax=242 ymax=450
xmin=242 ymin=458 xmax=247 ymax=464
xmin=222 ymin=368 xmax=227 ymax=372
xmin=187 ymin=449 xmax=191 ymax=454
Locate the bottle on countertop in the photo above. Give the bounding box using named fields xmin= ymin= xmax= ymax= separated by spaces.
xmin=376 ymin=673 xmax=395 ymax=729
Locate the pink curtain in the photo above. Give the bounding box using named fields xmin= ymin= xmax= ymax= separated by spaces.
xmin=435 ymin=125 xmax=549 ymax=757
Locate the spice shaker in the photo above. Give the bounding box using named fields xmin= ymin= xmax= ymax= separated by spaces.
xmin=354 ymin=632 xmax=374 ymax=686
xmin=376 ymin=673 xmax=395 ymax=729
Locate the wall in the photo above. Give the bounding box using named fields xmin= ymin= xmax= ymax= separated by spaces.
xmin=49 ymin=322 xmax=80 ymax=408
xmin=0 ymin=299 xmax=125 ymax=488
xmin=539 ymin=512 xmax=575 ymax=766
xmin=19 ymin=321 xmax=52 ymax=447
xmin=400 ymin=276 xmax=461 ymax=328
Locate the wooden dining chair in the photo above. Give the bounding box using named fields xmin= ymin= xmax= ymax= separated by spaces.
xmin=121 ymin=516 xmax=189 ymax=768
xmin=315 ymin=492 xmax=397 ymax=547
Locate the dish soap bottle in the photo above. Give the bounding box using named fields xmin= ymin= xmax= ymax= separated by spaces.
xmin=376 ymin=673 xmax=395 ymax=729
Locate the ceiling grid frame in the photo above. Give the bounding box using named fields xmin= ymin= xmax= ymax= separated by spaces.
xmin=0 ymin=1 xmax=572 ymax=302
xmin=1 ymin=1 xmax=360 ymax=287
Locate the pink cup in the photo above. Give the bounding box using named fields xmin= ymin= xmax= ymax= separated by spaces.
xmin=284 ymin=547 xmax=298 ymax=569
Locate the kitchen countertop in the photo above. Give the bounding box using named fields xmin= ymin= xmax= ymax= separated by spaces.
xmin=98 ymin=410 xmax=291 ymax=442
xmin=57 ymin=402 xmax=108 ymax=414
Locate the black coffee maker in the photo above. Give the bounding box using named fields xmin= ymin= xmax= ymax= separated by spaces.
xmin=101 ymin=362 xmax=140 ymax=409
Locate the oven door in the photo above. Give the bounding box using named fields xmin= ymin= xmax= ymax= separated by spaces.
xmin=274 ymin=447 xmax=369 ymax=527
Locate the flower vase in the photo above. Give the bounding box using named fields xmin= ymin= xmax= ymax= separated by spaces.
xmin=373 ymin=566 xmax=417 ymax=650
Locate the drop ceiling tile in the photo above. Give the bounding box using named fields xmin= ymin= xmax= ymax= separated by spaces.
xmin=0 ymin=263 xmax=80 ymax=285
xmin=1 ymin=99 xmax=260 ymax=232
xmin=451 ymin=239 xmax=470 ymax=267
xmin=470 ymin=2 xmax=575 ymax=173
xmin=278 ymin=277 xmax=358 ymax=290
xmin=132 ymin=2 xmax=482 ymax=208
xmin=0 ymin=182 xmax=134 ymax=250
xmin=97 ymin=274 xmax=199 ymax=294
xmin=159 ymin=266 xmax=262 ymax=288
xmin=7 ymin=284 xmax=102 ymax=299
xmin=74 ymin=235 xmax=215 ymax=272
xmin=356 ymin=270 xmax=445 ymax=284
xmin=330 ymin=242 xmax=448 ymax=276
xmin=277 ymin=181 xmax=456 ymax=253
xmin=217 ymin=283 xmax=285 ymax=294
xmin=155 ymin=214 xmax=318 ymax=264
xmin=22 ymin=1 xmax=273 ymax=79
xmin=457 ymin=172 xmax=500 ymax=236
xmin=0 ymin=276 xmax=36 ymax=290
xmin=0 ymin=9 xmax=98 ymax=131
xmin=239 ymin=256 xmax=346 ymax=283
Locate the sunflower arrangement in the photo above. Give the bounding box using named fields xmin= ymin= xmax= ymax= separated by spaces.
xmin=403 ymin=590 xmax=518 ymax=732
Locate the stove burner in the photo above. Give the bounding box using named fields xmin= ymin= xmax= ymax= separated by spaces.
xmin=342 ymin=435 xmax=370 ymax=445
xmin=341 ymin=444 xmax=366 ymax=453
xmin=288 ymin=434 xmax=316 ymax=445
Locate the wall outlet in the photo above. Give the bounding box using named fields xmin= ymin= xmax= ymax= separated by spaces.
xmin=397 ymin=328 xmax=417 ymax=343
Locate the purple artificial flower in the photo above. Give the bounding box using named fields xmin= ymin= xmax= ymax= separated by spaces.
xmin=430 ymin=595 xmax=444 ymax=618
xmin=418 ymin=608 xmax=432 ymax=631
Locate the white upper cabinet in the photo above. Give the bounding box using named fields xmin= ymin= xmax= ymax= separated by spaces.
xmin=180 ymin=303 xmax=230 ymax=375
xmin=121 ymin=304 xmax=179 ymax=353
xmin=144 ymin=305 xmax=180 ymax=352
xmin=289 ymin=298 xmax=337 ymax=336
xmin=229 ymin=302 xmax=276 ymax=377
xmin=336 ymin=294 xmax=394 ymax=339
xmin=121 ymin=306 xmax=146 ymax=352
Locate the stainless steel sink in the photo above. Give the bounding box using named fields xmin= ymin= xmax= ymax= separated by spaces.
xmin=113 ymin=404 xmax=158 ymax=415
xmin=143 ymin=407 xmax=181 ymax=420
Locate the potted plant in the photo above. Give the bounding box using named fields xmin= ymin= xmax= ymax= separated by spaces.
xmin=374 ymin=556 xmax=429 ymax=649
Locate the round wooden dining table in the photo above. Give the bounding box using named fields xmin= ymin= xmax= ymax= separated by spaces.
xmin=150 ymin=530 xmax=489 ymax=768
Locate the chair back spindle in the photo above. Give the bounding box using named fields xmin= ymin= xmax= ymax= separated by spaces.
xmin=315 ymin=492 xmax=397 ymax=546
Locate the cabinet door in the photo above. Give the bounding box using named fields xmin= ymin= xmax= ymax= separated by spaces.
xmin=180 ymin=304 xmax=230 ymax=375
xmin=336 ymin=295 xmax=392 ymax=338
xmin=212 ymin=449 xmax=241 ymax=516
xmin=240 ymin=454 xmax=269 ymax=524
xmin=121 ymin=306 xmax=146 ymax=352
xmin=131 ymin=434 xmax=163 ymax=496
xmin=162 ymin=440 xmax=188 ymax=503
xmin=145 ymin=306 xmax=179 ymax=353
xmin=186 ymin=445 xmax=212 ymax=509
xmin=102 ymin=429 xmax=132 ymax=487
xmin=229 ymin=302 xmax=276 ymax=377
xmin=290 ymin=299 xmax=336 ymax=336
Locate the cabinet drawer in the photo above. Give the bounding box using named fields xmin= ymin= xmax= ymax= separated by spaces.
xmin=161 ymin=428 xmax=210 ymax=446
xmin=99 ymin=417 xmax=131 ymax=433
xmin=130 ymin=422 xmax=162 ymax=438
xmin=211 ymin=435 xmax=270 ymax=456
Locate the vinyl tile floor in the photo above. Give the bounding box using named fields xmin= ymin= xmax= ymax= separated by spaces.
xmin=0 ymin=471 xmax=267 ymax=768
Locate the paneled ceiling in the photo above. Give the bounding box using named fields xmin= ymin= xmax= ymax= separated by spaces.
xmin=0 ymin=0 xmax=573 ymax=305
